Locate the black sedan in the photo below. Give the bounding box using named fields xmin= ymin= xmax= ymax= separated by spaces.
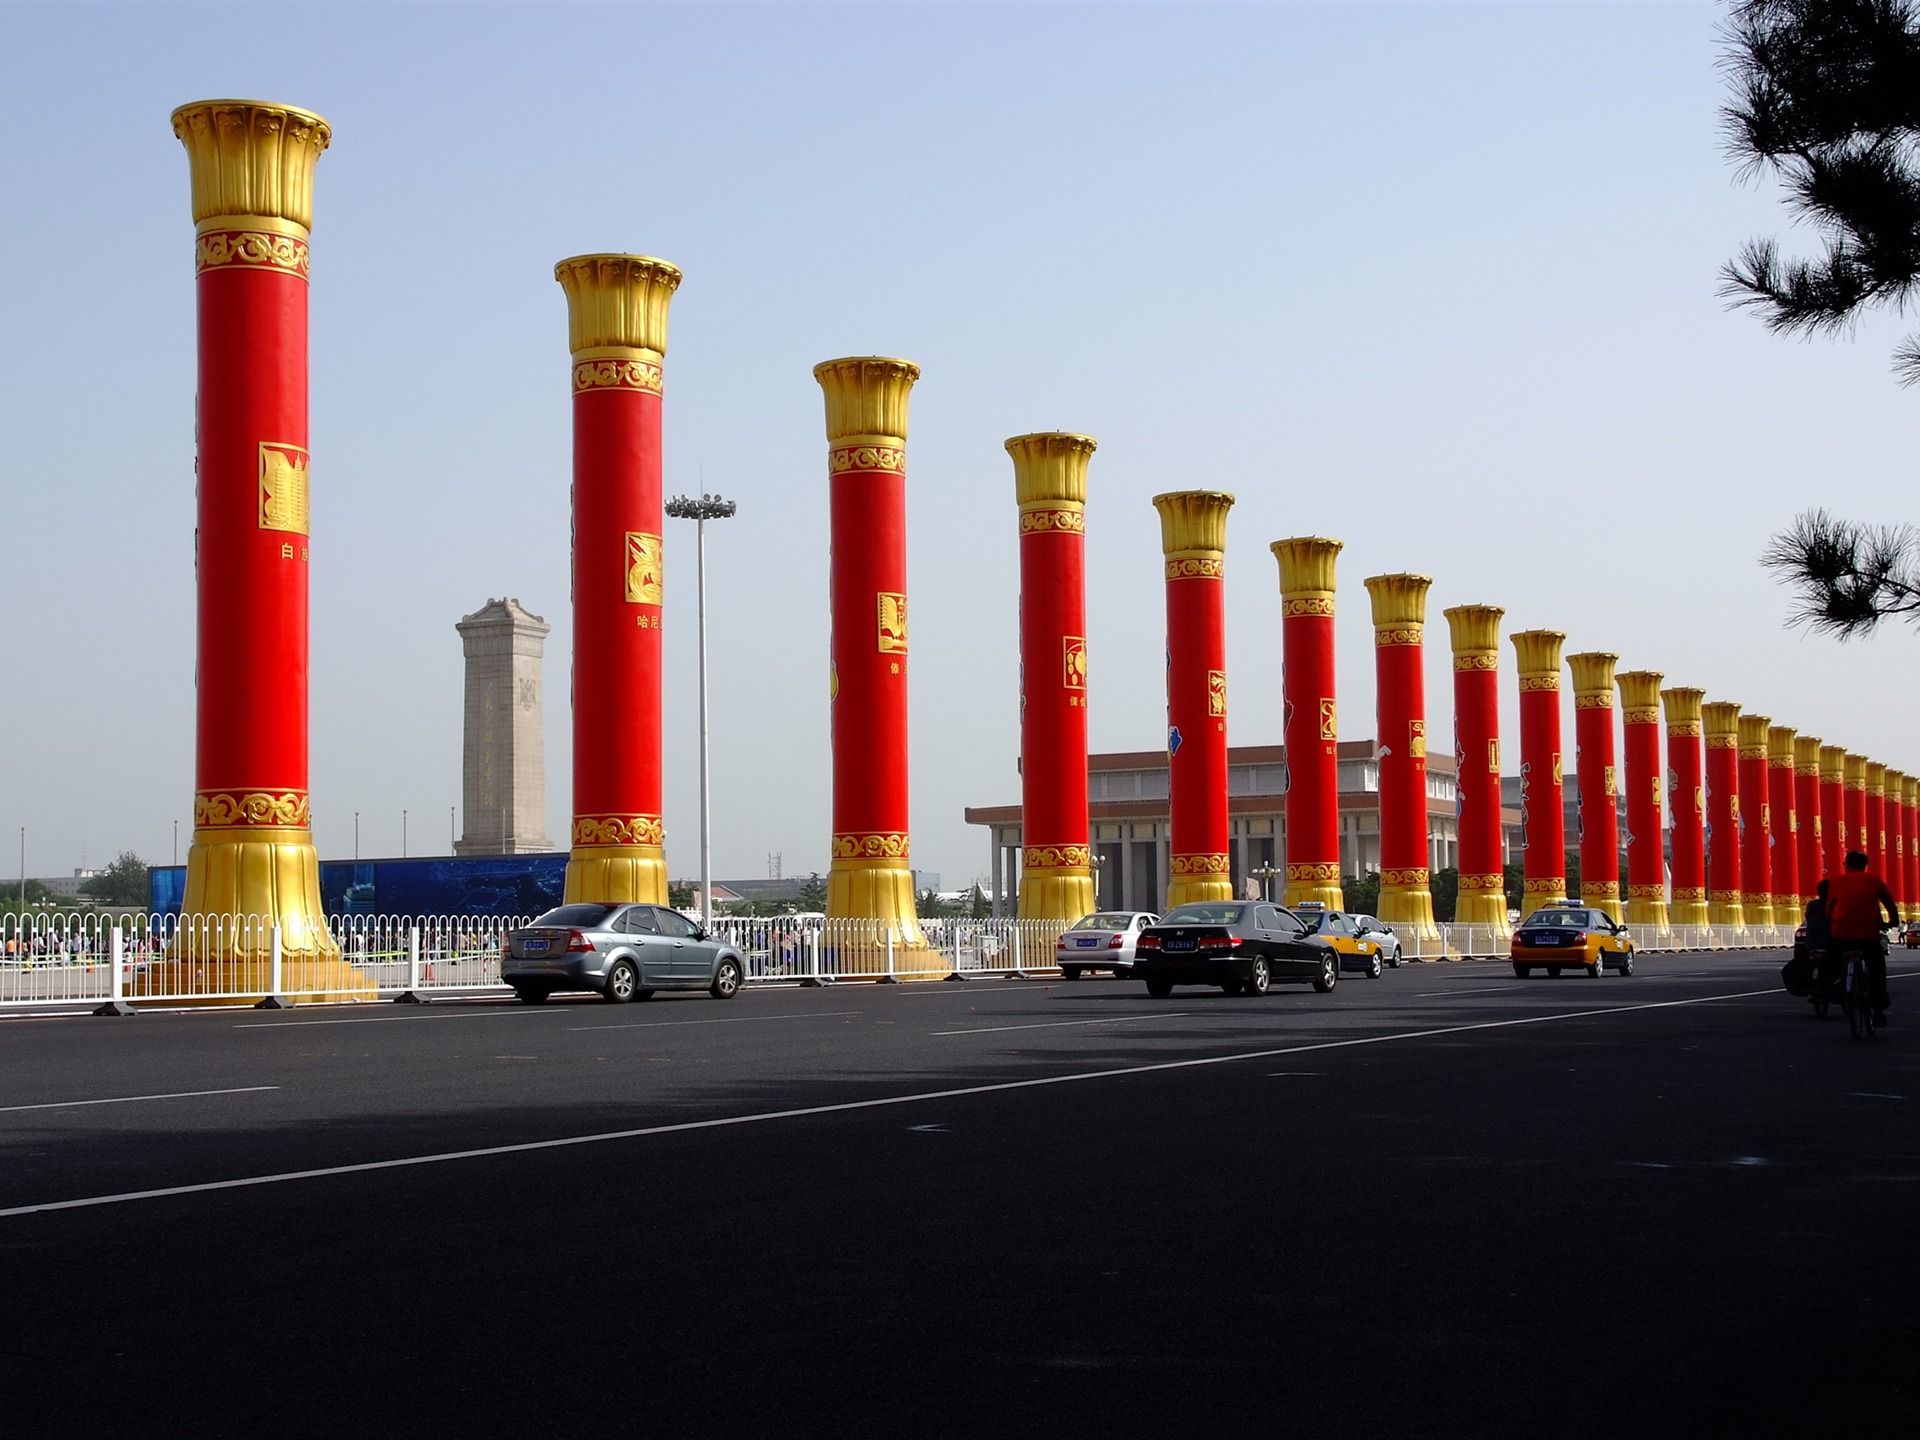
xmin=1132 ymin=901 xmax=1339 ymax=998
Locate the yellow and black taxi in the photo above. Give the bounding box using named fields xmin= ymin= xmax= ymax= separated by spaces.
xmin=1510 ymin=904 xmax=1635 ymax=979
xmin=1292 ymin=903 xmax=1391 ymax=978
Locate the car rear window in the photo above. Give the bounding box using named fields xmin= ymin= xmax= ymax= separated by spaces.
xmin=1522 ymin=910 xmax=1587 ymax=928
xmin=531 ymin=904 xmax=617 ymax=927
xmin=1162 ymin=904 xmax=1245 ymax=925
xmin=1071 ymin=913 xmax=1134 ymax=930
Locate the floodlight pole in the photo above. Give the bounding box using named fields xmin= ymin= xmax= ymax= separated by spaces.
xmin=666 ymin=493 xmax=737 ymax=923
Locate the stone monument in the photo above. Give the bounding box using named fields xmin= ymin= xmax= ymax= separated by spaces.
xmin=456 ymin=598 xmax=554 ymax=855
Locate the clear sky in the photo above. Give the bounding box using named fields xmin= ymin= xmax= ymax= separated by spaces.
xmin=1 ymin=1 xmax=1913 ymax=891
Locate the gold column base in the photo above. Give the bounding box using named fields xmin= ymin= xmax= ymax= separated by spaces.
xmin=1377 ymin=872 xmax=1443 ymax=945
xmin=1521 ymin=878 xmax=1565 ymax=917
xmin=565 ymin=844 xmax=667 ymax=905
xmin=1170 ymin=874 xmax=1236 ymax=908
xmin=827 ymin=856 xmax=937 ymax=975
xmin=1743 ymin=894 xmax=1775 ymax=927
xmin=1282 ymin=861 xmax=1342 ymax=913
xmin=1454 ymin=874 xmax=1514 ymax=940
xmin=1670 ymin=889 xmax=1709 ymax=927
xmin=157 ymin=826 xmax=371 ymax=1004
xmin=1624 ymin=885 xmax=1670 ymax=933
xmin=1582 ymin=879 xmax=1624 ymax=925
xmin=1018 ymin=863 xmax=1095 ymax=922
xmin=1708 ymin=898 xmax=1745 ymax=932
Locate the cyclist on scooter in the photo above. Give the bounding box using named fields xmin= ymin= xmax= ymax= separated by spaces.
xmin=1825 ymin=851 xmax=1897 ymax=1027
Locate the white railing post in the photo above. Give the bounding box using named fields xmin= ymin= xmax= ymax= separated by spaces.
xmin=393 ymin=923 xmax=426 ymax=1004
xmin=254 ymin=924 xmax=290 ymax=1009
xmin=882 ymin=928 xmax=898 ymax=983
xmin=94 ymin=923 xmax=135 ymax=1016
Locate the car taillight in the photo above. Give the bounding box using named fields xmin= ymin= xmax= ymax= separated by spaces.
xmin=1107 ymin=935 xmax=1124 ymax=948
xmin=1138 ymin=934 xmax=1161 ymax=950
xmin=566 ymin=930 xmax=595 ymax=953
xmin=1570 ymin=932 xmax=1588 ymax=942
xmin=1227 ymin=935 xmax=1244 ymax=949
xmin=1795 ymin=927 xmax=1807 ymax=940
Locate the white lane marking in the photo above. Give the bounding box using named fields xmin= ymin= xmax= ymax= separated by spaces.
xmin=0 ymin=1086 xmax=278 ymax=1115
xmin=0 ymin=985 xmax=1779 ymax=1220
xmin=234 ymin=1011 xmax=552 ymax=1029
xmin=1415 ymin=985 xmax=1521 ymax=996
xmin=568 ymin=1010 xmax=863 ymax=1033
xmin=932 ymin=1013 xmax=1191 ymax=1036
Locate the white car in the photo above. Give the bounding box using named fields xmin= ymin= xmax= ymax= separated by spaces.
xmin=1350 ymin=914 xmax=1403 ymax=968
xmin=1056 ymin=911 xmax=1160 ymax=979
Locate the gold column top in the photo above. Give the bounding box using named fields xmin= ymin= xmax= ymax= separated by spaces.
xmin=1768 ymin=725 xmax=1797 ymax=765
xmin=1661 ymin=686 xmax=1705 ymax=731
xmin=1845 ymin=752 xmax=1867 ymax=789
xmin=1702 ymin=701 xmax=1742 ymax=746
xmin=1886 ymin=766 xmax=1904 ymax=799
xmin=815 ymin=357 xmax=919 ymax=442
xmin=1866 ymin=760 xmax=1886 ymax=795
xmin=1567 ymin=651 xmax=1618 ymax=700
xmin=1270 ymin=535 xmax=1342 ymax=597
xmin=1617 ymin=670 xmax=1663 ymax=713
xmin=1907 ymin=775 xmax=1919 ymax=805
xmin=173 ymin=99 xmax=330 ymax=232
xmin=1007 ymin=433 xmax=1096 ymax=510
xmin=1511 ymin=629 xmax=1565 ymax=678
xmin=1821 ymin=744 xmax=1848 ymax=782
xmin=1794 ymin=734 xmax=1822 ymax=774
xmin=1364 ymin=573 xmax=1431 ymax=629
xmin=1444 ymin=604 xmax=1504 ymax=658
xmin=1154 ymin=491 xmax=1235 ymax=558
xmin=1737 ymin=712 xmax=1771 ymax=757
xmin=555 ymin=255 xmax=682 ymax=357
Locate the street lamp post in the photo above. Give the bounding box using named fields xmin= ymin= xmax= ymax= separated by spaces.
xmin=664 ymin=492 xmax=737 ymax=922
xmin=403 ymin=808 xmax=409 ymax=859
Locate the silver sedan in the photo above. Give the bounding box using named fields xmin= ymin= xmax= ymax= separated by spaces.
xmin=1055 ymin=911 xmax=1161 ymax=978
xmin=503 ymin=903 xmax=746 ymax=1004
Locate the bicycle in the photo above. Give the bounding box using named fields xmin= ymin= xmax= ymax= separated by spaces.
xmin=1840 ymin=942 xmax=1880 ymax=1041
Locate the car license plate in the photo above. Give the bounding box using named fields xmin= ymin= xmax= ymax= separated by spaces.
xmin=524 ymin=939 xmax=549 ymax=953
xmin=1535 ymin=935 xmax=1562 ymax=945
xmin=1166 ymin=938 xmax=1196 ymax=952
xmin=1076 ymin=937 xmax=1100 ymax=948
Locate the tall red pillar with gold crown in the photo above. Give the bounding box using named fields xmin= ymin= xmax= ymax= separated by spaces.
xmin=1274 ymin=538 xmax=1344 ymax=911
xmin=1568 ymin=652 xmax=1622 ymax=924
xmin=1794 ymin=736 xmax=1823 ymax=907
xmin=1866 ymin=761 xmax=1888 ymax=876
xmin=1904 ymin=775 xmax=1919 ymax=907
xmin=556 ymin=254 xmax=681 ymax=905
xmin=1365 ymin=574 xmax=1440 ymax=945
xmin=1768 ymin=726 xmax=1799 ymax=924
xmin=1820 ymin=746 xmax=1848 ymax=877
xmin=168 ymin=99 xmax=364 ymax=1000
xmin=1886 ymin=769 xmax=1907 ymax=908
xmin=1009 ymin=433 xmax=1096 ymax=922
xmin=1616 ymin=671 xmax=1667 ymax=931
xmin=1445 ymin=606 xmax=1509 ymax=943
xmin=1663 ymin=688 xmax=1708 ymax=928
xmin=1738 ymin=713 xmax=1774 ymax=928
xmin=1511 ymin=631 xmax=1566 ymax=916
xmin=1844 ymin=753 xmax=1869 ymax=861
xmin=815 ymin=358 xmax=929 ymax=956
xmin=1702 ymin=702 xmax=1745 ymax=933
xmin=1158 ymin=492 xmax=1236 ymax=909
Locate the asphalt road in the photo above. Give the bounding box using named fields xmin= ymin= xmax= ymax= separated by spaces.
xmin=2 ymin=953 xmax=1914 ymax=1437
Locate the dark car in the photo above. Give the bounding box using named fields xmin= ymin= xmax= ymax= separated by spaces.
xmin=1133 ymin=901 xmax=1338 ymax=998
xmin=503 ymin=902 xmax=746 ymax=1004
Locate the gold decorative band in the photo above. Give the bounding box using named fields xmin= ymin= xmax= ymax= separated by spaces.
xmin=1025 ymin=844 xmax=1091 ymax=870
xmin=1454 ymin=653 xmax=1498 ymax=671
xmin=1380 ymin=867 xmax=1430 ymax=887
xmin=195 ymin=790 xmax=311 ymax=827
xmin=1585 ymin=880 xmax=1620 ymax=899
xmin=829 ymin=445 xmax=905 ymax=474
xmin=1286 ymin=861 xmax=1340 ymax=882
xmin=1519 ymin=676 xmax=1560 ymax=692
xmin=573 ymin=814 xmax=665 ymax=847
xmin=1457 ymin=872 xmax=1504 ymax=892
xmin=1672 ymin=886 xmax=1707 ymax=902
xmin=1021 ymin=508 xmax=1086 ymax=535
xmin=573 ymin=358 xmax=663 ymax=395
xmin=1668 ymin=722 xmax=1703 ymax=738
xmin=1283 ymin=597 xmax=1335 ymax=618
xmin=1165 ymin=557 xmax=1224 ymax=581
xmin=832 ymin=831 xmax=910 ymax=860
xmin=1628 ymin=883 xmax=1666 ymax=900
xmin=1623 ymin=708 xmax=1660 ymax=725
xmin=1374 ymin=626 xmax=1423 ymax=647
xmin=1706 ymin=735 xmax=1737 ymax=749
xmin=1575 ymin=694 xmax=1615 ymax=709
xmin=1739 ymin=744 xmax=1768 ymax=759
xmin=1740 ymin=892 xmax=1772 ymax=907
xmin=195 ymin=230 xmax=309 ymax=279
xmin=1171 ymin=853 xmax=1230 ymax=876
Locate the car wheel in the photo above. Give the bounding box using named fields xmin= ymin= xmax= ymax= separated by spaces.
xmin=1061 ymin=965 xmax=1083 ymax=981
xmin=1512 ymin=964 xmax=1530 ymax=978
xmin=1587 ymin=958 xmax=1603 ymax=978
xmin=1145 ymin=976 xmax=1174 ymax=999
xmin=1221 ymin=979 xmax=1246 ymax=996
xmin=1367 ymin=952 xmax=1383 ymax=980
xmin=1246 ymin=957 xmax=1271 ymax=996
xmin=603 ymin=959 xmax=639 ymax=1004
xmin=1549 ymin=966 xmax=1563 ymax=978
xmin=1618 ymin=952 xmax=1634 ymax=978
xmin=1313 ymin=953 xmax=1338 ymax=993
xmin=1387 ymin=944 xmax=1401 ymax=969
xmin=512 ymin=985 xmax=549 ymax=1005
xmin=710 ymin=957 xmax=743 ymax=1000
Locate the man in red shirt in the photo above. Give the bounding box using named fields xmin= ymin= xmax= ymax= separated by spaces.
xmin=1826 ymin=850 xmax=1898 ymax=1025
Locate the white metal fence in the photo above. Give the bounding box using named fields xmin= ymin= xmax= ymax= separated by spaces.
xmin=0 ymin=909 xmax=1807 ymax=1012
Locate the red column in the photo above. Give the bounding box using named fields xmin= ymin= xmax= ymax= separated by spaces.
xmin=1158 ymin=493 xmax=1235 ymax=910
xmin=1794 ymin=737 xmax=1823 ymax=908
xmin=817 ymin=358 xmax=928 ymax=952
xmin=1738 ymin=713 xmax=1774 ymax=928
xmin=1366 ymin=574 xmax=1439 ymax=941
xmin=1844 ymin=754 xmax=1869 ymax=861
xmin=555 ymin=255 xmax=681 ymax=906
xmin=1616 ymin=671 xmax=1667 ymax=930
xmin=1273 ymin=537 xmax=1344 ymax=911
xmin=1867 ymin=762 xmax=1888 ymax=877
xmin=1663 ymin=688 xmax=1708 ymax=927
xmin=1568 ymin=652 xmax=1621 ymax=923
xmin=1702 ymin=702 xmax=1745 ymax=932
xmin=1511 ymin=630 xmax=1566 ymax=916
xmin=1009 ymin=433 xmax=1095 ymax=922
xmin=1886 ymin=769 xmax=1907 ymax=909
xmin=172 ymin=99 xmax=346 ymax=985
xmin=1768 ymin=726 xmax=1798 ymax=923
xmin=1820 ymin=746 xmax=1848 ymax=877
xmin=1444 ymin=606 xmax=1510 ymax=939
xmin=1905 ymin=776 xmax=1919 ymax=909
